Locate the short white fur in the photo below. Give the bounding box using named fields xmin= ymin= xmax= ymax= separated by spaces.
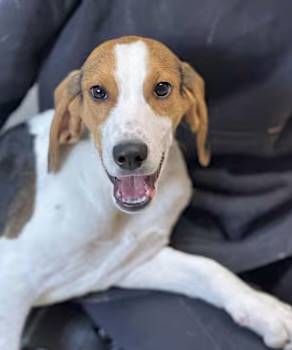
xmin=0 ymin=41 xmax=292 ymax=350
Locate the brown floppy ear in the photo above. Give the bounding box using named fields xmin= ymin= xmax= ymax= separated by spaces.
xmin=181 ymin=62 xmax=210 ymax=166
xmin=48 ymin=70 xmax=83 ymax=173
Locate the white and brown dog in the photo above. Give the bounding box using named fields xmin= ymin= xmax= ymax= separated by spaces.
xmin=1 ymin=36 xmax=292 ymax=350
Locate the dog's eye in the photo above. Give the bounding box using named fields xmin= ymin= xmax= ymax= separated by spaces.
xmin=90 ymin=85 xmax=108 ymax=100
xmin=154 ymin=82 xmax=172 ymax=98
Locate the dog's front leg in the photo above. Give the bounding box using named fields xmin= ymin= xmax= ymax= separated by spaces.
xmin=0 ymin=284 xmax=33 ymax=350
xmin=0 ymin=256 xmax=35 ymax=350
xmin=118 ymin=247 xmax=292 ymax=349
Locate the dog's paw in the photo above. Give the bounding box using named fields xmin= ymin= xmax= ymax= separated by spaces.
xmin=227 ymin=290 xmax=292 ymax=349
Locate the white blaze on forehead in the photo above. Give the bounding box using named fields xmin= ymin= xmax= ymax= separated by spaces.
xmin=114 ymin=40 xmax=148 ymax=102
xmin=101 ymin=39 xmax=173 ymax=177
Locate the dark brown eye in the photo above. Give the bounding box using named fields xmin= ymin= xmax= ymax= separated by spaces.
xmin=90 ymin=85 xmax=108 ymax=100
xmin=154 ymin=82 xmax=172 ymax=98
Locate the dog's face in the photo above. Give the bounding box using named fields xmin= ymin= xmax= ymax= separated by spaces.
xmin=48 ymin=36 xmax=209 ymax=213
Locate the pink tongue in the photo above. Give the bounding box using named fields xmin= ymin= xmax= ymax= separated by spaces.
xmin=119 ymin=176 xmax=146 ymax=199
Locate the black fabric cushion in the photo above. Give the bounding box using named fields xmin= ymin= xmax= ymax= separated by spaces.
xmin=22 ymin=303 xmax=108 ymax=350
xmin=23 ymin=256 xmax=292 ymax=349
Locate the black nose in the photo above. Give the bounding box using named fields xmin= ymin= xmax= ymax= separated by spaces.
xmin=113 ymin=142 xmax=148 ymax=170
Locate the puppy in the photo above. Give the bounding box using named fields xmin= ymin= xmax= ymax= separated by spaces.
xmin=0 ymin=36 xmax=292 ymax=350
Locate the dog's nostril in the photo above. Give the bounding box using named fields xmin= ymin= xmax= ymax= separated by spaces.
xmin=118 ymin=155 xmax=126 ymax=164
xmin=113 ymin=142 xmax=148 ymax=171
xmin=136 ymin=155 xmax=143 ymax=163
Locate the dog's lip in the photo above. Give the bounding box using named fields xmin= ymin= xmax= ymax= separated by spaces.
xmin=104 ymin=153 xmax=165 ymax=212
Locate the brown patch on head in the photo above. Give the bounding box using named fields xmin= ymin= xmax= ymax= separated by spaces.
xmin=48 ymin=36 xmax=155 ymax=172
xmin=80 ymin=40 xmax=119 ymax=152
xmin=142 ymin=37 xmax=210 ymax=166
xmin=142 ymin=38 xmax=185 ymax=127
xmin=48 ymin=40 xmax=119 ymax=172
xmin=48 ymin=35 xmax=210 ymax=172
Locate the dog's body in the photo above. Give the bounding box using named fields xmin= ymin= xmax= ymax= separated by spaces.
xmin=1 ymin=37 xmax=292 ymax=350
xmin=1 ymin=110 xmax=190 ymax=304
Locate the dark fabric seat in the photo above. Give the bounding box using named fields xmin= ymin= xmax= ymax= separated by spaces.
xmin=23 ymin=257 xmax=292 ymax=350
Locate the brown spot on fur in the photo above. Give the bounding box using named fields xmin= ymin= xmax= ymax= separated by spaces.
xmin=142 ymin=37 xmax=210 ymax=165
xmin=81 ymin=44 xmax=118 ymax=150
xmin=48 ymin=35 xmax=210 ymax=172
xmin=4 ymin=184 xmax=35 ymax=239
xmin=4 ymin=177 xmax=35 ymax=239
xmin=143 ymin=39 xmax=187 ymax=128
xmin=48 ymin=39 xmax=120 ymax=172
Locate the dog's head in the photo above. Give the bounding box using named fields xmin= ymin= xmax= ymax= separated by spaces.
xmin=48 ymin=36 xmax=209 ymax=213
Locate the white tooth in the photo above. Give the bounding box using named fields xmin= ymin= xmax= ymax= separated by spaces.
xmin=123 ymin=195 xmax=148 ymax=204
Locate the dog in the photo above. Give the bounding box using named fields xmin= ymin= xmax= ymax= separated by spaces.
xmin=0 ymin=36 xmax=292 ymax=350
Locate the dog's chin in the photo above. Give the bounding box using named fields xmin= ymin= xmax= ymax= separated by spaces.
xmin=106 ymin=155 xmax=165 ymax=213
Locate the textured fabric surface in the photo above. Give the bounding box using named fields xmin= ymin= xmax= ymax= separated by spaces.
xmin=25 ymin=291 xmax=268 ymax=350
xmin=24 ymin=257 xmax=292 ymax=349
xmin=22 ymin=303 xmax=108 ymax=350
xmin=171 ymin=152 xmax=292 ymax=272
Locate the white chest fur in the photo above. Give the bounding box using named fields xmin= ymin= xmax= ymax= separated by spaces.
xmin=2 ymin=111 xmax=292 ymax=350
xmin=0 ymin=110 xmax=191 ymax=306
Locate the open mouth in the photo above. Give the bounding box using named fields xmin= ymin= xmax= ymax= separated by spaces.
xmin=107 ymin=154 xmax=165 ymax=212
